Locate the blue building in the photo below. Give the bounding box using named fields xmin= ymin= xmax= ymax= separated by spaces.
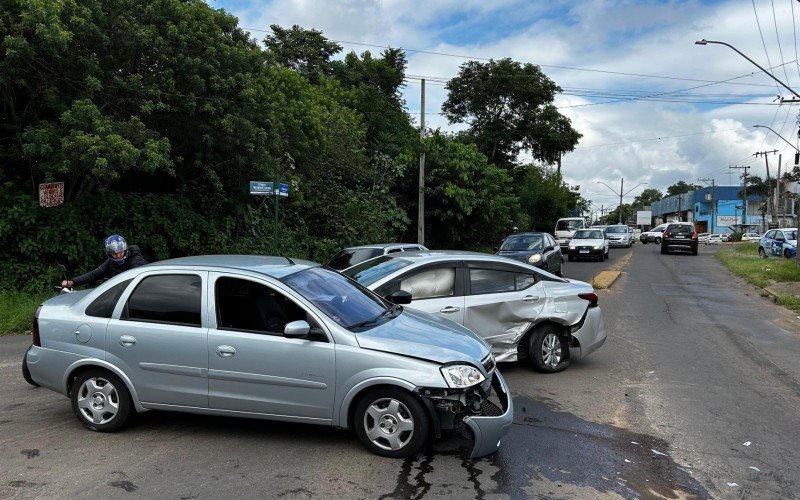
xmin=652 ymin=186 xmax=765 ymax=233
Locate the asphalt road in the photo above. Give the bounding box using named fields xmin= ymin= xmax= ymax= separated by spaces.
xmin=2 ymin=242 xmax=800 ymax=499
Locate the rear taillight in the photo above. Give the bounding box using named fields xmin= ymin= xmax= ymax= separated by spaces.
xmin=579 ymin=293 xmax=598 ymax=308
xmin=691 ymin=232 xmax=698 ymax=239
xmin=663 ymin=231 xmax=669 ymax=238
xmin=32 ymin=306 xmax=42 ymax=347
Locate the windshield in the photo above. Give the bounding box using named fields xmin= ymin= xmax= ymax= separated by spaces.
xmin=783 ymin=230 xmax=797 ymax=240
xmin=556 ymin=219 xmax=584 ymax=231
xmin=325 ymin=248 xmax=383 ymax=271
xmin=281 ymin=267 xmax=388 ymax=329
xmin=500 ymin=234 xmax=543 ymax=251
xmin=341 ymin=255 xmax=413 ymax=286
xmin=573 ymin=230 xmax=604 ymax=239
xmin=605 ymin=226 xmax=628 ymax=234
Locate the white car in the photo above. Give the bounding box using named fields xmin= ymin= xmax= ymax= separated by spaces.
xmin=741 ymin=232 xmax=761 ymax=242
xmin=568 ymin=229 xmax=610 ymax=261
xmin=641 ymin=223 xmax=668 ymax=244
xmin=698 ymin=233 xmax=710 ymax=244
xmin=707 ymin=234 xmax=722 ymax=245
xmin=604 ymin=225 xmax=633 ymax=248
xmin=326 ymin=243 xmax=428 ymax=271
xmin=342 ymin=251 xmax=607 ymax=372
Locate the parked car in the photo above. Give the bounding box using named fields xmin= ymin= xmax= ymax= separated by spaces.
xmin=698 ymin=232 xmax=710 ymax=244
xmin=660 ymin=222 xmax=698 ymax=255
xmin=326 ymin=243 xmax=428 ymax=271
xmin=707 ymin=234 xmax=722 ymax=245
xmin=741 ymin=232 xmax=761 ymax=242
xmin=567 ymin=229 xmax=609 ymax=261
xmin=496 ymin=232 xmax=563 ymax=276
xmin=640 ymin=223 xmax=668 ymax=244
xmin=23 ymin=255 xmax=512 ymax=459
xmin=342 ymin=251 xmax=607 ymax=373
xmin=758 ymin=228 xmax=798 ymax=258
xmin=605 ymin=225 xmax=633 ymax=248
xmin=554 ymin=217 xmax=590 ymax=251
xmin=720 ymin=233 xmax=731 ymax=242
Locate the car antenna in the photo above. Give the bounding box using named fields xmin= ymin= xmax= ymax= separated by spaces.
xmin=285 ymin=256 xmax=295 ymax=265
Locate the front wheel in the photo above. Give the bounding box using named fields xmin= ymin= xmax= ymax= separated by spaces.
xmin=70 ymin=369 xmax=132 ymax=432
xmin=529 ymin=326 xmax=570 ymax=373
xmin=692 ymin=246 xmax=698 ymax=255
xmin=655 ymin=237 xmax=662 ymax=244
xmin=555 ymin=260 xmax=564 ymax=277
xmin=758 ymin=247 xmax=767 ymax=259
xmin=605 ymin=247 xmax=610 ymax=259
xmin=785 ymin=249 xmax=793 ymax=259
xmin=354 ymin=388 xmax=429 ymax=458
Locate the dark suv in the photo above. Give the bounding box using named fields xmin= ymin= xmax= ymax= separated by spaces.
xmin=661 ymin=223 xmax=698 ymax=255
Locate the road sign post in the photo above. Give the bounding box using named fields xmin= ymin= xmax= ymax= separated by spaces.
xmin=249 ymin=180 xmax=289 ymax=255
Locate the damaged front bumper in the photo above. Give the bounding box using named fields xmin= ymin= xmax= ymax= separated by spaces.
xmin=463 ymin=371 xmax=514 ymax=458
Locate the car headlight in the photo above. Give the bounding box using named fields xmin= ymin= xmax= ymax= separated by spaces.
xmin=568 ymin=245 xmax=576 ymax=250
xmin=593 ymin=245 xmax=601 ymax=250
xmin=528 ymin=254 xmax=542 ymax=264
xmin=440 ymin=364 xmax=486 ymax=388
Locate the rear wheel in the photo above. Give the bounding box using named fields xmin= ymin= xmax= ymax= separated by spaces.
xmin=785 ymin=249 xmax=792 ymax=259
xmin=70 ymin=369 xmax=132 ymax=432
xmin=354 ymin=388 xmax=429 ymax=458
xmin=529 ymin=325 xmax=570 ymax=373
xmin=655 ymin=237 xmax=662 ymax=244
xmin=660 ymin=245 xmax=667 ymax=255
xmin=692 ymin=245 xmax=698 ymax=255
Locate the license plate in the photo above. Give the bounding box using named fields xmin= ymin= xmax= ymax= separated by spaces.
xmin=674 ymin=235 xmax=685 ymax=238
xmin=579 ymin=250 xmax=589 ymax=254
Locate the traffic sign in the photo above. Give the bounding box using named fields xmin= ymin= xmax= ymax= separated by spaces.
xmin=250 ymin=181 xmax=289 ymax=197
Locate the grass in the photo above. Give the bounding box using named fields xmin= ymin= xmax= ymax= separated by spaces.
xmin=717 ymin=242 xmax=800 ymax=313
xmin=0 ymin=290 xmax=50 ymax=334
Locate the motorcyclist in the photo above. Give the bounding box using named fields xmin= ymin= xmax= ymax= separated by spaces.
xmin=61 ymin=235 xmax=147 ymax=288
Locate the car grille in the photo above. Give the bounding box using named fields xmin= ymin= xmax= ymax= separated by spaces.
xmin=482 ymin=355 xmax=496 ymax=374
xmin=575 ymin=245 xmax=594 ymax=250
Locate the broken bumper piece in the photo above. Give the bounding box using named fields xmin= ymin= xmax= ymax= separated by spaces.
xmin=464 ymin=371 xmax=513 ymax=458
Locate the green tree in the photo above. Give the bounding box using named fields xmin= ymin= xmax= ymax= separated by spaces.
xmin=515 ymin=165 xmax=577 ymax=232
xmin=263 ymin=24 xmax=342 ymax=81
xmin=666 ymin=181 xmax=700 ymax=196
xmin=605 ymin=204 xmax=632 ymax=225
xmin=442 ymin=58 xmax=582 ymax=169
xmin=633 ymin=188 xmax=663 ymax=207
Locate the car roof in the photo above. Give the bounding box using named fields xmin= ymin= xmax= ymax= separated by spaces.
xmin=381 ymin=250 xmax=524 ymax=264
xmin=143 ymin=255 xmax=319 ymax=278
xmin=344 ymin=243 xmax=425 ymax=250
xmin=506 ymin=232 xmax=547 ymax=236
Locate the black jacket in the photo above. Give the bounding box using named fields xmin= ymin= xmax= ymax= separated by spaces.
xmin=72 ymin=245 xmax=147 ymax=286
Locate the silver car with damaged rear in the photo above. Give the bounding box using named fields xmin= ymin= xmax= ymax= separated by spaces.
xmin=24 ymin=255 xmax=511 ymax=458
xmin=342 ymin=251 xmax=607 ymax=373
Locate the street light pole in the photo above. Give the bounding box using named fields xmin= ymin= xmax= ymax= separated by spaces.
xmin=753 ymin=125 xmax=800 ymax=153
xmin=695 ymin=39 xmax=800 ymax=101
xmin=597 ymin=180 xmax=648 ymax=225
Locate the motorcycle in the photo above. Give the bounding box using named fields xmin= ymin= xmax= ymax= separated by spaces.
xmin=22 ymin=264 xmax=73 ymax=387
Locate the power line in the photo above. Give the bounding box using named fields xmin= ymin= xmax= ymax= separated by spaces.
xmin=753 ymin=0 xmax=782 ymax=94
xmin=771 ymin=0 xmax=793 ymax=88
xmin=792 ymin=0 xmax=800 ymax=81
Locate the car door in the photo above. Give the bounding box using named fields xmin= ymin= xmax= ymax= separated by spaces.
xmin=206 ymin=273 xmax=336 ymax=420
xmin=542 ymin=234 xmax=557 ymax=270
xmin=763 ymin=230 xmax=776 ymax=254
xmin=105 ymin=272 xmax=209 ymax=408
xmin=771 ymin=231 xmax=785 ymax=256
xmin=375 ymin=262 xmax=465 ymax=324
xmin=462 ymin=262 xmax=546 ymax=355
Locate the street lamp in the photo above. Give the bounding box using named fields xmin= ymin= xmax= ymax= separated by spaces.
xmin=695 ymin=39 xmax=800 ymax=101
xmin=753 ymin=125 xmax=800 ymax=153
xmin=596 ymin=179 xmax=648 ymax=224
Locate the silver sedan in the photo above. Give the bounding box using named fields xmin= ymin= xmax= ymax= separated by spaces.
xmin=342 ymin=251 xmax=607 ymax=372
xmin=24 ymin=255 xmax=512 ymax=458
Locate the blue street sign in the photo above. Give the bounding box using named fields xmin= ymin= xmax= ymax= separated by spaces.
xmin=250 ymin=181 xmax=289 ymax=197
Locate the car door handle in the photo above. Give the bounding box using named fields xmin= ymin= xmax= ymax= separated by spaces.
xmin=119 ymin=335 xmax=137 ymax=348
xmin=216 ymin=345 xmax=236 ymax=358
xmin=439 ymin=306 xmax=461 ymax=314
xmin=522 ymin=295 xmax=540 ymax=302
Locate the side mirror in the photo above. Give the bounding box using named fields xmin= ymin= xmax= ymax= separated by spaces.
xmin=386 ymin=290 xmax=412 ymax=305
xmin=284 ymin=320 xmax=311 ymax=339
xmin=545 ymin=246 xmax=554 ymax=252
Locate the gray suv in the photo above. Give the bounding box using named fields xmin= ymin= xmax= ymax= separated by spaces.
xmin=24 ymin=255 xmax=511 ymax=458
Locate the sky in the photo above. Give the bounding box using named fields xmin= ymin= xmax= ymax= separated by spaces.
xmin=210 ymin=0 xmax=800 ymax=212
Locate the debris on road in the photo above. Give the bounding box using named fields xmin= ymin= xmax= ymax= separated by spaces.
xmin=743 ymin=441 xmax=751 ymax=446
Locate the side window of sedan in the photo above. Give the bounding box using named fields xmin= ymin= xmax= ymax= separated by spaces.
xmin=85 ymin=279 xmax=133 ymax=318
xmin=515 ymin=273 xmax=537 ymax=290
xmin=381 ymin=267 xmax=457 ymax=300
xmin=122 ymin=274 xmax=202 ymax=327
xmin=470 ymin=269 xmax=516 ymax=295
xmin=215 ymin=277 xmax=320 ymax=336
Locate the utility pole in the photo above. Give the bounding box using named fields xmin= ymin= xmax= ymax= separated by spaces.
xmin=754 ymin=149 xmax=779 ymax=228
xmin=776 ymin=155 xmax=782 ymax=226
xmin=699 ymin=177 xmax=716 ymax=233
xmin=417 ymin=79 xmax=425 ymax=245
xmin=730 ymin=165 xmax=750 ymax=232
xmin=619 ymin=178 xmax=624 ymax=224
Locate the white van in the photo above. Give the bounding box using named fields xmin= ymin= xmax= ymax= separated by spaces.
xmin=555 ymin=217 xmax=589 ymax=250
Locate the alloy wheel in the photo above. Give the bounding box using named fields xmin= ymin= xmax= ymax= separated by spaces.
xmin=363 ymin=398 xmax=414 ymax=451
xmin=542 ymin=333 xmax=562 ymax=369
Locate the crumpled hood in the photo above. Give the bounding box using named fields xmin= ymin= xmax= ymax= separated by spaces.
xmin=355 ymin=308 xmax=490 ymax=365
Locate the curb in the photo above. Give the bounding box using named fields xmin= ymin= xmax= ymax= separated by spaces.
xmin=592 ymin=270 xmax=621 ymax=290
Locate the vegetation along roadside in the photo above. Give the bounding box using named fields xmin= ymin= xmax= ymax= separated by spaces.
xmin=717 ymin=243 xmax=800 ymax=313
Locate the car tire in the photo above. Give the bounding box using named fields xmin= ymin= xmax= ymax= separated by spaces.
xmin=568 ymin=254 xmax=574 ymax=262
xmin=599 ymin=251 xmax=605 ymax=261
xmin=758 ymin=247 xmax=767 ymax=259
xmin=605 ymin=248 xmax=610 ymax=259
xmin=529 ymin=325 xmax=570 ymax=373
xmin=70 ymin=369 xmax=132 ymax=432
xmin=354 ymin=388 xmax=429 ymax=458
xmin=555 ymin=260 xmax=564 ymax=277
xmin=655 ymin=237 xmax=662 ymax=244
xmin=785 ymin=249 xmax=792 ymax=259
xmin=692 ymin=245 xmax=698 ymax=255
xmin=660 ymin=244 xmax=667 ymax=255
xmin=22 ymin=348 xmax=39 ymax=387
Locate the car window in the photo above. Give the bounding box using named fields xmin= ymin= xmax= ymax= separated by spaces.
xmin=326 ymin=248 xmax=383 ymax=271
xmin=785 ymin=230 xmax=797 ymax=240
xmin=470 ymin=269 xmax=516 ymax=295
xmin=775 ymin=231 xmax=785 ymax=241
xmin=85 ymin=279 xmax=133 ymax=318
xmin=606 ymin=226 xmax=628 ymax=233
xmin=574 ymin=230 xmax=603 ymax=239
xmin=215 ymin=277 xmax=320 ymax=336
xmin=556 ymin=219 xmax=584 ymax=230
xmin=515 ymin=273 xmax=537 ymax=290
xmin=281 ymin=267 xmax=387 ymax=329
xmin=546 ymin=235 xmax=557 ymax=247
xmin=122 ymin=274 xmax=202 ymax=327
xmin=667 ymin=224 xmax=694 ymax=234
xmin=342 ymin=255 xmax=413 ymax=286
xmin=398 ymin=267 xmax=456 ymax=300
xmin=500 ymin=234 xmax=543 ymax=251
xmin=765 ymin=230 xmax=775 ymax=239
xmin=387 ymin=248 xmax=403 ymax=253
